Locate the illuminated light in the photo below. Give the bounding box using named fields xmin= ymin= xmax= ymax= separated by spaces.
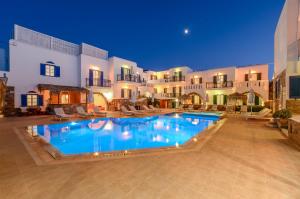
xmin=166 ymin=138 xmax=169 ymax=143
xmin=122 ymin=64 xmax=129 ymax=69
xmin=175 ymin=99 xmax=179 ymax=102
xmin=176 ymin=127 xmax=179 ymax=132
xmin=124 ymin=150 xmax=128 ymax=154
xmin=166 ymin=125 xmax=170 ymax=130
xmin=194 ymin=75 xmax=198 ymax=78
xmin=71 ymin=122 xmax=77 ymax=125
xmin=90 ymin=65 xmax=99 ymax=70
xmin=94 ymin=152 xmax=99 ymax=156
xmin=193 ymin=138 xmax=198 ymax=142
xmin=153 ymin=137 xmax=156 ymax=142
xmin=192 ymin=119 xmax=199 ymax=125
xmin=174 ymin=113 xmax=180 ymax=118
xmin=175 ymin=142 xmax=179 ymax=148
xmin=123 ymin=84 xmax=129 ymax=89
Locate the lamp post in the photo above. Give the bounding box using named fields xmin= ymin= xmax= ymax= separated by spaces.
xmin=0 ymin=73 xmax=8 ymax=118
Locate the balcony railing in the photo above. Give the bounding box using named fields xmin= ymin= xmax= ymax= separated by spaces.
xmin=148 ymin=76 xmax=185 ymax=83
xmin=155 ymin=93 xmax=182 ymax=98
xmin=117 ymin=74 xmax=145 ymax=83
xmin=86 ymin=78 xmax=111 ymax=87
xmin=206 ymin=81 xmax=233 ymax=89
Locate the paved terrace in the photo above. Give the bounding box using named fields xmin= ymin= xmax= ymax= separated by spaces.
xmin=0 ymin=115 xmax=300 ymax=199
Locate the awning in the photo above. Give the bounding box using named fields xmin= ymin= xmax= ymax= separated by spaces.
xmin=37 ymin=84 xmax=88 ymax=93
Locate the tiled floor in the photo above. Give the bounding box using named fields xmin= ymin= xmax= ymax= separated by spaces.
xmin=0 ymin=115 xmax=300 ymax=199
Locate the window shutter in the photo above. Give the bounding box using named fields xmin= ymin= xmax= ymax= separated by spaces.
xmin=255 ymin=95 xmax=259 ymax=105
xmin=213 ymin=95 xmax=217 ymax=105
xmin=89 ymin=69 xmax=93 ymax=86
xmin=54 ymin=66 xmax=60 ymax=77
xmin=191 ymin=78 xmax=194 ymax=84
xmin=192 ymin=96 xmax=194 ymax=104
xmin=121 ymin=89 xmax=124 ymax=98
xmin=213 ymin=76 xmax=217 ymax=84
xmin=121 ymin=67 xmax=124 ymax=80
xmin=173 ymin=87 xmax=176 ymax=94
xmin=257 ymin=73 xmax=262 ymax=80
xmin=179 ymin=87 xmax=182 ymax=95
xmin=245 ymin=74 xmax=249 ymax=81
xmin=100 ymin=71 xmax=104 ymax=86
xmin=224 ymin=75 xmax=227 ymax=82
xmin=38 ymin=95 xmax=43 ymax=106
xmin=224 ymin=95 xmax=227 ymax=105
xmin=199 ymin=78 xmax=202 ymax=84
xmin=40 ymin=64 xmax=46 ymax=75
xmin=21 ymin=94 xmax=27 ymax=107
xmin=128 ymin=90 xmax=132 ymax=99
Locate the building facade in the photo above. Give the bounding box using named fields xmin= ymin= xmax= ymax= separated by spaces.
xmin=274 ymin=0 xmax=300 ymax=113
xmin=0 ymin=25 xmax=269 ymax=112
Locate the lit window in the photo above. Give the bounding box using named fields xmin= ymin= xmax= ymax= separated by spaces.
xmin=46 ymin=65 xmax=55 ymax=77
xmin=61 ymin=92 xmax=70 ymax=104
xmin=27 ymin=94 xmax=38 ymax=106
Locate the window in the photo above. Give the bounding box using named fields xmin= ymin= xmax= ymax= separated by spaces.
xmin=27 ymin=94 xmax=38 ymax=106
xmin=164 ymin=88 xmax=168 ymax=93
xmin=61 ymin=92 xmax=70 ymax=104
xmin=154 ymin=88 xmax=158 ymax=94
xmin=46 ymin=65 xmax=55 ymax=77
xmin=290 ymin=76 xmax=300 ymax=98
xmin=121 ymin=89 xmax=132 ymax=98
xmin=213 ymin=94 xmax=227 ymax=105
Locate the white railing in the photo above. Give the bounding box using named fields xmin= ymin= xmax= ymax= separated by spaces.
xmin=81 ymin=43 xmax=108 ymax=59
xmin=14 ymin=25 xmax=80 ymax=56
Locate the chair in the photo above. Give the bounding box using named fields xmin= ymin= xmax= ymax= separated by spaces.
xmin=200 ymin=104 xmax=206 ymax=111
xmin=187 ymin=105 xmax=194 ymax=112
xmin=240 ymin=105 xmax=248 ymax=114
xmin=120 ymin=106 xmax=134 ymax=116
xmin=92 ymin=106 xmax=107 ymax=117
xmin=54 ymin=108 xmax=73 ymax=120
xmin=128 ymin=105 xmax=145 ymax=115
xmin=244 ymin=108 xmax=272 ymax=120
xmin=76 ymin=106 xmax=93 ymax=117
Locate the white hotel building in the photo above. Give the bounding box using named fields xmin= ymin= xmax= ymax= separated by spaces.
xmin=0 ymin=25 xmax=269 ymax=112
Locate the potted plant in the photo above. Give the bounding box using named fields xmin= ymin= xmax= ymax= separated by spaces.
xmin=273 ymin=109 xmax=292 ymax=127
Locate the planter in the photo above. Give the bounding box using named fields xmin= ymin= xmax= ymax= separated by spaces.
xmin=279 ymin=118 xmax=289 ymax=127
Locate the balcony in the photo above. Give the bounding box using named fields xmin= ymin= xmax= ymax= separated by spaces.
xmin=86 ymin=78 xmax=111 ymax=87
xmin=206 ymin=81 xmax=233 ymax=89
xmin=168 ymin=76 xmax=185 ymax=82
xmin=117 ymin=74 xmax=145 ymax=83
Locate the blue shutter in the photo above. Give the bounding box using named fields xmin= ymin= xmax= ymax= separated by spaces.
xmin=121 ymin=67 xmax=124 ymax=80
xmin=54 ymin=66 xmax=60 ymax=77
xmin=21 ymin=94 xmax=27 ymax=107
xmin=100 ymin=71 xmax=104 ymax=86
xmin=40 ymin=64 xmax=46 ymax=75
xmin=89 ymin=70 xmax=93 ymax=86
xmin=38 ymin=95 xmax=43 ymax=106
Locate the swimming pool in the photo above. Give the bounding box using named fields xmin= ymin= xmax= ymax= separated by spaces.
xmin=31 ymin=113 xmax=219 ymax=155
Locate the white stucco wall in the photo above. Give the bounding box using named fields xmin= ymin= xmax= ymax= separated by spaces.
xmin=8 ymin=39 xmax=80 ymax=107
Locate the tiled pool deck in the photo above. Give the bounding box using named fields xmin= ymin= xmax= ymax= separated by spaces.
xmin=1 ymin=115 xmax=300 ymax=198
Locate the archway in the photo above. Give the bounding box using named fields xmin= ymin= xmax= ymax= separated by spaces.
xmin=185 ymin=92 xmax=204 ymax=105
xmin=93 ymin=92 xmax=109 ymax=110
xmin=242 ymin=91 xmax=264 ymax=106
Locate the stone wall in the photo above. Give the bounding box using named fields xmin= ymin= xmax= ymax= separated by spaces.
xmin=3 ymin=86 xmax=15 ymax=116
xmin=288 ymin=118 xmax=300 ymax=148
xmin=286 ymin=100 xmax=300 ymax=114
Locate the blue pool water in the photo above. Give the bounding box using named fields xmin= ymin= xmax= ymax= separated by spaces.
xmin=32 ymin=113 xmax=219 ymax=155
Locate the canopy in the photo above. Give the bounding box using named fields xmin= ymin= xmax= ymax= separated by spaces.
xmin=38 ymin=84 xmax=88 ymax=93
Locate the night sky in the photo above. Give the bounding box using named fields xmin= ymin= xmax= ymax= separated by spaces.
xmin=0 ymin=0 xmax=284 ymax=76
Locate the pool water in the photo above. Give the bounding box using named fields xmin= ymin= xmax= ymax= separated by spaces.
xmin=32 ymin=113 xmax=219 ymax=155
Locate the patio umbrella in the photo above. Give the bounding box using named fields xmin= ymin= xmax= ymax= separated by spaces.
xmin=130 ymin=91 xmax=137 ymax=104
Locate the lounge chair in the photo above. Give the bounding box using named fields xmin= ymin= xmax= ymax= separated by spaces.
xmin=211 ymin=105 xmax=218 ymax=112
xmin=142 ymin=105 xmax=155 ymax=113
xmin=187 ymin=105 xmax=195 ymax=112
xmin=92 ymin=106 xmax=107 ymax=117
xmin=128 ymin=105 xmax=145 ymax=115
xmin=200 ymin=105 xmax=206 ymax=111
xmin=149 ymin=105 xmax=161 ymax=112
xmin=54 ymin=108 xmax=73 ymax=120
xmin=76 ymin=106 xmax=93 ymax=117
xmin=120 ymin=106 xmax=134 ymax=116
xmin=244 ymin=108 xmax=272 ymax=120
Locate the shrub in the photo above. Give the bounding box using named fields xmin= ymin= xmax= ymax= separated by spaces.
xmin=272 ymin=109 xmax=292 ymax=119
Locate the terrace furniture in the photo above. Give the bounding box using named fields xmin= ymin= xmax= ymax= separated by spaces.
xmin=240 ymin=105 xmax=248 ymax=114
xmin=200 ymin=105 xmax=207 ymax=111
xmin=187 ymin=105 xmax=195 ymax=112
xmin=92 ymin=106 xmax=107 ymax=117
xmin=128 ymin=105 xmax=145 ymax=115
xmin=142 ymin=105 xmax=155 ymax=113
xmin=54 ymin=108 xmax=73 ymax=120
xmin=211 ymin=105 xmax=218 ymax=112
xmin=243 ymin=108 xmax=272 ymax=120
xmin=149 ymin=105 xmax=162 ymax=112
xmin=76 ymin=106 xmax=93 ymax=118
xmin=120 ymin=106 xmax=135 ymax=116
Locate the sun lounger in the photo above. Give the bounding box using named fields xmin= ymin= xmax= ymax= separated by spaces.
xmin=142 ymin=105 xmax=155 ymax=112
xmin=149 ymin=105 xmax=161 ymax=112
xmin=211 ymin=105 xmax=218 ymax=112
xmin=120 ymin=106 xmax=135 ymax=115
xmin=92 ymin=106 xmax=107 ymax=117
xmin=76 ymin=106 xmax=93 ymax=117
xmin=244 ymin=108 xmax=272 ymax=120
xmin=200 ymin=105 xmax=206 ymax=111
xmin=128 ymin=105 xmax=145 ymax=115
xmin=54 ymin=108 xmax=73 ymax=120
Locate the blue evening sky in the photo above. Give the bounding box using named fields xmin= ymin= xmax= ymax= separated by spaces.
xmin=0 ymin=0 xmax=284 ymax=77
